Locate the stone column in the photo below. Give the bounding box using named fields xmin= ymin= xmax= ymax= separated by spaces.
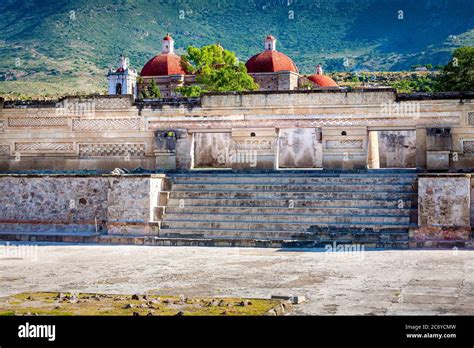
xmin=367 ymin=131 xmax=380 ymax=169
xmin=415 ymin=128 xmax=427 ymax=170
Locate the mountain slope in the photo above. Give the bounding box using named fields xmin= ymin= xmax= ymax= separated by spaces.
xmin=0 ymin=0 xmax=473 ymax=97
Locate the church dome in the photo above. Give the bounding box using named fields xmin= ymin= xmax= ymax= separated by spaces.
xmin=307 ymin=64 xmax=338 ymax=87
xmin=308 ymin=74 xmax=338 ymax=87
xmin=141 ymin=54 xmax=186 ymax=76
xmin=140 ymin=34 xmax=187 ymax=76
xmin=245 ymin=35 xmax=298 ymax=73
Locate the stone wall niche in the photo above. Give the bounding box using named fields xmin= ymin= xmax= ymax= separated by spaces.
xmin=322 ymin=127 xmax=368 ymax=170
xmin=414 ymin=174 xmax=472 ymax=247
xmin=426 ymin=128 xmax=452 ymax=170
xmin=154 ymin=129 xmax=179 ymax=171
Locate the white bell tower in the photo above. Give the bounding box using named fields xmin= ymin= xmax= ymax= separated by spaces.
xmin=162 ymin=34 xmax=175 ymax=54
xmin=264 ymin=35 xmax=276 ymax=51
xmin=107 ymin=54 xmax=138 ymax=98
xmin=316 ymin=64 xmax=323 ymax=75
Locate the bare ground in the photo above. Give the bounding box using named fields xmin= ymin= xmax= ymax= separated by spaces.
xmin=0 ymin=243 xmax=473 ymax=315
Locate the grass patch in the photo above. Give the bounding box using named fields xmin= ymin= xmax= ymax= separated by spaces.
xmin=0 ymin=292 xmax=282 ymax=316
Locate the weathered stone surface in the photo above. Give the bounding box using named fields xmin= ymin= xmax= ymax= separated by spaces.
xmin=418 ymin=175 xmax=471 ymax=227
xmin=0 ymin=174 xmax=166 ymax=235
xmin=416 ymin=174 xmax=471 ymax=242
xmin=278 ymin=128 xmax=322 ymax=168
xmin=1 ymin=92 xmax=473 ymax=171
xmin=377 ymin=130 xmax=416 ymax=168
xmin=415 ymin=226 xmax=471 ymax=241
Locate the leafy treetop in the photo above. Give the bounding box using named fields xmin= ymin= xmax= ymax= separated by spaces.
xmin=177 ymin=44 xmax=258 ymax=97
xmin=435 ymin=46 xmax=474 ymax=92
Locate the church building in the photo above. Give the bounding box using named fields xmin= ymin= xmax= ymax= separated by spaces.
xmin=108 ymin=34 xmax=339 ymax=98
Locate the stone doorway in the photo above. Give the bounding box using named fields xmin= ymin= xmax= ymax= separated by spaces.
xmin=367 ymin=130 xmax=416 ymax=169
xmin=277 ymin=128 xmax=323 ymax=169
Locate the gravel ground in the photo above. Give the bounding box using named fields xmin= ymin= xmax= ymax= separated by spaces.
xmin=1 ymin=243 xmax=473 ymax=315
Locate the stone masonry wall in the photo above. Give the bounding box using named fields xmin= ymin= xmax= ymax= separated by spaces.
xmin=0 ymin=175 xmax=165 ymax=235
xmin=416 ymin=174 xmax=471 ymax=243
xmin=1 ymin=91 xmax=473 ymax=172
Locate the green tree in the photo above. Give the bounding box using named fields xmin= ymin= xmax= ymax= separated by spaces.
xmin=435 ymin=46 xmax=474 ymax=91
xmin=391 ymin=76 xmax=435 ymax=93
xmin=177 ymin=44 xmax=258 ymax=97
xmin=139 ymin=79 xmax=161 ymax=99
xmin=148 ymin=79 xmax=161 ymax=98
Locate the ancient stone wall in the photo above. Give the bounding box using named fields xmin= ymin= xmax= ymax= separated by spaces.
xmin=0 ymin=174 xmax=166 ymax=235
xmin=1 ymin=91 xmax=474 ymax=171
xmin=416 ymin=174 xmax=471 ymax=243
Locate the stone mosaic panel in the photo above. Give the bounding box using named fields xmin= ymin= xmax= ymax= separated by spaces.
xmin=0 ymin=145 xmax=10 ymax=156
xmin=325 ymin=139 xmax=363 ymax=149
xmin=94 ymin=97 xmax=131 ymax=109
xmin=467 ymin=112 xmax=474 ymax=125
xmin=62 ymin=97 xmax=131 ymax=110
xmin=15 ymin=142 xmax=74 ymax=152
xmin=8 ymin=117 xmax=68 ymax=127
xmin=233 ymin=139 xmax=273 ymax=150
xmin=463 ymin=140 xmax=474 ymax=153
xmin=78 ymin=143 xmax=146 ymax=157
xmin=72 ymin=118 xmax=140 ymax=131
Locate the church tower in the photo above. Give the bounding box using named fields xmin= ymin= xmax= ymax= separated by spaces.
xmin=161 ymin=33 xmax=175 ymax=54
xmin=107 ymin=55 xmax=138 ymax=98
xmin=264 ymin=35 xmax=276 ymax=51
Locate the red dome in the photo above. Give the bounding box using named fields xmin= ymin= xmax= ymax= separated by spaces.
xmin=245 ymin=51 xmax=298 ymax=73
xmin=140 ymin=53 xmax=186 ymax=76
xmin=307 ymin=74 xmax=338 ymax=87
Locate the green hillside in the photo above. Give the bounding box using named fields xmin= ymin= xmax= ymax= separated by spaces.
xmin=0 ymin=0 xmax=473 ymax=97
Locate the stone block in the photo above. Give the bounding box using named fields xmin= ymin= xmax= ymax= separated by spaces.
xmin=427 ymin=151 xmax=450 ymax=170
xmin=418 ymin=174 xmax=470 ymax=227
xmin=414 ymin=226 xmax=471 ymax=241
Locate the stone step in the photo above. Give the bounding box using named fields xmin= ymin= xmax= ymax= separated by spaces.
xmin=167 ymin=198 xmax=412 ymax=209
xmin=0 ymin=233 xmax=411 ymax=249
xmin=170 ymin=171 xmax=416 ymax=178
xmin=160 ymin=220 xmax=412 ymax=232
xmin=169 ymin=191 xmax=413 ymax=201
xmin=162 ymin=213 xmax=410 ymax=224
xmin=162 ymin=172 xmax=417 ymax=246
xmin=158 ymin=228 xmax=409 ymax=241
xmin=0 ymin=231 xmax=100 ymax=243
xmin=171 ymin=183 xmax=414 ymax=192
xmin=171 ymin=176 xmax=416 ymax=185
xmin=164 ymin=206 xmax=411 ymax=216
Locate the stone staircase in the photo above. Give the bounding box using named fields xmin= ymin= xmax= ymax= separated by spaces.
xmin=159 ymin=171 xmax=417 ymax=248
